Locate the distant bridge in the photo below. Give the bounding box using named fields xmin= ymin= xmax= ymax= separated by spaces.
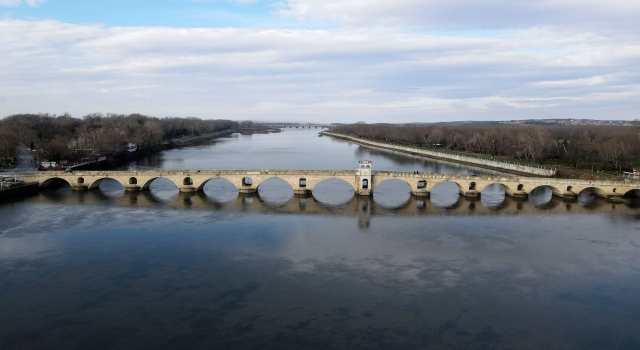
xmin=264 ymin=124 xmax=331 ymax=129
xmin=16 ymin=161 xmax=640 ymax=202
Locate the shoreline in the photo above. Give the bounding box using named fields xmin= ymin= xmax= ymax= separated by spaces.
xmin=321 ymin=131 xmax=555 ymax=177
xmin=71 ymin=127 xmax=282 ymax=171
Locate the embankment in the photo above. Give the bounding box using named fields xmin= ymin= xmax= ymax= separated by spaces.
xmin=321 ymin=132 xmax=557 ymax=177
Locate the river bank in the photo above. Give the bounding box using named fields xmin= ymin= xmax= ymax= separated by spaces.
xmin=76 ymin=127 xmax=281 ymax=171
xmin=321 ymin=131 xmax=558 ymax=177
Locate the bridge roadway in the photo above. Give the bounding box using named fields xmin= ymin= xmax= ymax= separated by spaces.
xmin=17 ymin=169 xmax=640 ymax=201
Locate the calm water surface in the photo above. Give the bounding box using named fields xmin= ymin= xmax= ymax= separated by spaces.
xmin=1 ymin=129 xmax=640 ymax=349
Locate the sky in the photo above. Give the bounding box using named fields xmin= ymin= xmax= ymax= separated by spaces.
xmin=1 ymin=0 xmax=639 ymax=123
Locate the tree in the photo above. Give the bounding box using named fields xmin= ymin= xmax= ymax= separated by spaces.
xmin=40 ymin=135 xmax=71 ymax=162
xmin=518 ymin=126 xmax=551 ymax=163
xmin=587 ymin=149 xmax=599 ymax=172
xmin=0 ymin=129 xmax=20 ymax=163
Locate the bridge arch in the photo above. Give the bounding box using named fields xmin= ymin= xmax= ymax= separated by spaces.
xmin=197 ymin=178 xmax=238 ymax=203
xmin=255 ymin=176 xmax=296 ymax=192
xmin=430 ymin=181 xmax=463 ymax=209
xmin=39 ymin=176 xmax=73 ymax=189
xmin=310 ymin=178 xmax=356 ymax=206
xmin=577 ymin=187 xmax=606 ymax=198
xmin=530 ymin=185 xmax=563 ymax=197
xmin=479 ymin=183 xmax=510 ymax=209
xmin=528 ymin=185 xmax=563 ymax=207
xmin=309 ymin=177 xmax=356 ymax=193
xmin=374 ymin=178 xmax=413 ymax=192
xmin=475 ymin=182 xmax=515 ymax=195
xmin=431 ymin=181 xmax=463 ymax=193
xmin=372 ymin=178 xmax=412 ymax=209
xmin=623 ymin=189 xmax=640 ymax=198
xmin=256 ymin=177 xmax=295 ymax=207
xmin=141 ymin=177 xmax=179 ymax=191
xmin=86 ymin=177 xmax=127 ymax=190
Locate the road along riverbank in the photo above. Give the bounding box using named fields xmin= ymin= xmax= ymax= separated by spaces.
xmin=321 ymin=131 xmax=557 ymax=177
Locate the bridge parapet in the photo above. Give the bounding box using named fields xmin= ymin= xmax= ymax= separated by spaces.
xmin=15 ymin=168 xmax=640 ymax=202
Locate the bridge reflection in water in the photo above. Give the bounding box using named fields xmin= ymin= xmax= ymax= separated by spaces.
xmin=31 ymin=182 xmax=640 ymax=229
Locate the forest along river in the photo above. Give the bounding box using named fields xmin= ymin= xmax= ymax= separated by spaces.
xmin=1 ymin=128 xmax=640 ymax=349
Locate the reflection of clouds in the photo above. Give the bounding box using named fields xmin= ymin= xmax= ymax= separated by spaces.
xmin=276 ymin=215 xmax=640 ymax=296
xmin=0 ymin=237 xmax=61 ymax=259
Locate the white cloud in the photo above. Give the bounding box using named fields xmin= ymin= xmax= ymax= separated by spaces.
xmin=449 ymin=102 xmax=467 ymax=110
xmin=0 ymin=19 xmax=639 ymax=122
xmin=277 ymin=0 xmax=640 ymax=33
xmin=485 ymin=101 xmax=516 ymax=110
xmin=0 ymin=0 xmax=47 ymax=7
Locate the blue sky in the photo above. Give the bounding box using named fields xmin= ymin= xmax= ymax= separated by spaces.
xmin=1 ymin=0 xmax=324 ymax=28
xmin=1 ymin=0 xmax=639 ymax=122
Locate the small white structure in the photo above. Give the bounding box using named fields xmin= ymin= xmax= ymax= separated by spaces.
xmin=41 ymin=161 xmax=57 ymax=169
xmin=357 ymin=160 xmax=372 ymax=195
xmin=624 ymin=169 xmax=640 ymax=180
xmin=126 ymin=143 xmax=138 ymax=152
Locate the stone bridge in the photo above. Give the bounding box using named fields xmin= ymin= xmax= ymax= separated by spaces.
xmin=16 ymin=161 xmax=640 ymax=202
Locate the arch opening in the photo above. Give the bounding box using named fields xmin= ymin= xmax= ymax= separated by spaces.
xmin=430 ymin=181 xmax=462 ymax=209
xmin=242 ymin=177 xmax=253 ymax=187
xmin=372 ymin=179 xmax=411 ymax=210
xmin=129 ymin=177 xmax=138 ymax=185
xmin=77 ymin=177 xmax=85 ymax=184
xmin=362 ymin=179 xmax=369 ymax=189
xmin=623 ymin=189 xmax=640 ymax=198
xmin=577 ymin=191 xmax=600 ymax=208
xmin=141 ymin=178 xmax=179 ymax=201
xmin=517 ymin=184 xmax=524 ymax=191
xmin=91 ymin=178 xmax=125 ymax=195
xmin=40 ymin=177 xmax=72 ymax=189
xmin=183 ymin=177 xmax=193 ymax=186
xmin=529 ymin=185 xmax=561 ymax=208
xmin=480 ymin=183 xmax=507 ymax=210
xmin=577 ymin=187 xmax=606 ymax=198
xmin=311 ymin=178 xmax=355 ymax=207
xmin=469 ymin=182 xmax=477 ymax=191
xmin=417 ymin=180 xmax=426 ymax=189
xmin=567 ymin=186 xmax=573 ymax=192
xmin=299 ymin=178 xmax=307 ymax=188
xmin=200 ymin=178 xmax=238 ymax=203
xmin=256 ymin=177 xmax=294 ymax=207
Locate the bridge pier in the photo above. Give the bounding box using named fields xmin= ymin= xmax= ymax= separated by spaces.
xmin=461 ymin=190 xmax=481 ymax=198
xmin=411 ymin=190 xmax=430 ymax=197
xmin=179 ymin=186 xmax=197 ymax=193
xmin=71 ymin=185 xmax=88 ymax=191
xmin=239 ymin=188 xmax=257 ymax=194
xmin=605 ymin=193 xmax=624 ymax=203
xmin=294 ymin=189 xmax=312 ymax=195
xmin=125 ymin=185 xmax=141 ymax=192
xmin=509 ymin=191 xmax=528 ymax=199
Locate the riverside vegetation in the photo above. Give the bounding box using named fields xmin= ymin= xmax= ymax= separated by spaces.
xmin=0 ymin=113 xmax=252 ymax=168
xmin=329 ymin=122 xmax=640 ymax=177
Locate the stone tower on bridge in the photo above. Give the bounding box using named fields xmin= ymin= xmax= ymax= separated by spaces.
xmin=357 ymin=160 xmax=372 ymax=196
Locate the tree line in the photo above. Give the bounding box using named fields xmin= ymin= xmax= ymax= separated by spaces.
xmin=330 ymin=122 xmax=640 ymax=173
xmin=0 ymin=113 xmax=249 ymax=164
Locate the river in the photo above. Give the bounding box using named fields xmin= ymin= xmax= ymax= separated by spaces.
xmin=1 ymin=129 xmax=639 ymax=349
